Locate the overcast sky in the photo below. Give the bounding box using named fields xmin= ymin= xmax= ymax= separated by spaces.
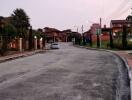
xmin=0 ymin=0 xmax=132 ymax=32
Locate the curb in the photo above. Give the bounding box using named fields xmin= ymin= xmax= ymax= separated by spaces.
xmin=74 ymin=45 xmax=109 ymax=51
xmin=0 ymin=50 xmax=46 ymax=63
xmin=109 ymin=52 xmax=132 ymax=100
xmin=115 ymin=55 xmax=132 ymax=100
xmin=74 ymin=45 xmax=131 ymax=100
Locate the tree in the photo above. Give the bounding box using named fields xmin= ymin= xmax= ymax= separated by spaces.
xmin=4 ymin=23 xmax=17 ymax=38
xmin=89 ymin=33 xmax=92 ymax=47
xmin=109 ymin=30 xmax=113 ymax=48
xmin=0 ymin=15 xmax=23 ymax=55
xmin=96 ymin=29 xmax=100 ymax=48
xmin=11 ymin=8 xmax=30 ymax=37
xmin=122 ymin=25 xmax=127 ymax=49
xmin=28 ymin=26 xmax=33 ymax=50
xmin=126 ymin=15 xmax=132 ymax=21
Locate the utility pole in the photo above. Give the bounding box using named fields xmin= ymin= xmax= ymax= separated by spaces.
xmin=28 ymin=26 xmax=33 ymax=50
xmin=100 ymin=18 xmax=102 ymax=48
xmin=82 ymin=25 xmax=86 ymax=45
xmin=97 ymin=29 xmax=100 ymax=48
xmin=77 ymin=28 xmax=78 ymax=33
xmin=81 ymin=25 xmax=84 ymax=34
xmin=74 ymin=25 xmax=78 ymax=33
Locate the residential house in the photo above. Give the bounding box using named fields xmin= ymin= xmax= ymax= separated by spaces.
xmin=83 ymin=25 xmax=111 ymax=43
xmin=44 ymin=27 xmax=71 ymax=42
xmin=101 ymin=25 xmax=111 ymax=41
xmin=61 ymin=29 xmax=73 ymax=42
xmin=44 ymin=27 xmax=62 ymax=42
xmin=91 ymin=23 xmax=100 ymax=35
xmin=110 ymin=20 xmax=132 ymax=36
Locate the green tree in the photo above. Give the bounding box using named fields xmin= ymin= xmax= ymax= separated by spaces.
xmin=11 ymin=8 xmax=30 ymax=37
xmin=126 ymin=15 xmax=132 ymax=21
xmin=4 ymin=23 xmax=17 ymax=38
xmin=0 ymin=16 xmax=18 ymax=55
xmin=122 ymin=25 xmax=127 ymax=49
xmin=109 ymin=30 xmax=113 ymax=48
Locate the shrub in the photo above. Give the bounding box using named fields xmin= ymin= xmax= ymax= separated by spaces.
xmin=113 ymin=39 xmax=132 ymax=50
xmin=113 ymin=40 xmax=123 ymax=49
xmin=126 ymin=41 xmax=132 ymax=50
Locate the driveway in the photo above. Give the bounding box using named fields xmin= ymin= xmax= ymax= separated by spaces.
xmin=0 ymin=43 xmax=130 ymax=100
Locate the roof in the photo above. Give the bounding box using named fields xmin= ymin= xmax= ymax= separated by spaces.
xmin=61 ymin=29 xmax=72 ymax=33
xmin=111 ymin=20 xmax=132 ymax=24
xmin=102 ymin=28 xmax=112 ymax=32
xmin=83 ymin=30 xmax=91 ymax=34
xmin=44 ymin=27 xmax=60 ymax=33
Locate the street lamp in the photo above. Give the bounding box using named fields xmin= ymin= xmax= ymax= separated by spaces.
xmin=34 ymin=35 xmax=37 ymax=50
xmin=28 ymin=26 xmax=33 ymax=50
xmin=42 ymin=28 xmax=46 ymax=48
xmin=34 ymin=36 xmax=37 ymax=39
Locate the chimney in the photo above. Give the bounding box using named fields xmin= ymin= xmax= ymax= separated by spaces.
xmin=104 ymin=25 xmax=106 ymax=28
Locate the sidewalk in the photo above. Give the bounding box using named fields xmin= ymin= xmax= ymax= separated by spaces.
xmin=114 ymin=50 xmax=132 ymax=100
xmin=115 ymin=51 xmax=132 ymax=69
xmin=0 ymin=49 xmax=45 ymax=63
xmin=0 ymin=43 xmax=51 ymax=63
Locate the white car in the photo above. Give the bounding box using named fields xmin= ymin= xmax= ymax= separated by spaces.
xmin=50 ymin=43 xmax=60 ymax=49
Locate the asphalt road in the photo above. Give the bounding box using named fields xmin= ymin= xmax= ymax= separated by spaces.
xmin=0 ymin=43 xmax=130 ymax=100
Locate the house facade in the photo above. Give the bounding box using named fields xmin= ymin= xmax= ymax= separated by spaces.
xmin=83 ymin=24 xmax=110 ymax=43
xmin=110 ymin=20 xmax=132 ymax=35
xmin=90 ymin=23 xmax=100 ymax=35
xmin=44 ymin=27 xmax=67 ymax=42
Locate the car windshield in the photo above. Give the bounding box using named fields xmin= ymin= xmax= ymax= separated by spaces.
xmin=52 ymin=43 xmax=58 ymax=45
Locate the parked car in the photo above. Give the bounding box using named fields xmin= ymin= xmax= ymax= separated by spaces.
xmin=50 ymin=43 xmax=60 ymax=49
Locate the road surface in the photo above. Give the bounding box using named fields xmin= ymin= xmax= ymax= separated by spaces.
xmin=0 ymin=43 xmax=130 ymax=100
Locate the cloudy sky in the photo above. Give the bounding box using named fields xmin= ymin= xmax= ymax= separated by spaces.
xmin=0 ymin=0 xmax=131 ymax=32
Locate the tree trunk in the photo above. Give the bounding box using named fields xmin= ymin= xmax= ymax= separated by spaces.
xmin=89 ymin=34 xmax=92 ymax=47
xmin=122 ymin=25 xmax=127 ymax=49
xmin=28 ymin=27 xmax=33 ymax=50
xmin=109 ymin=30 xmax=113 ymax=48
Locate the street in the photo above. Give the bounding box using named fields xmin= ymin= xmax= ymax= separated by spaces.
xmin=0 ymin=43 xmax=130 ymax=100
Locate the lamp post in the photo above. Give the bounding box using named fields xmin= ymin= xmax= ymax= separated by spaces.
xmin=40 ymin=37 xmax=43 ymax=49
xmin=34 ymin=36 xmax=37 ymax=50
xmin=42 ymin=28 xmax=46 ymax=49
xmin=28 ymin=26 xmax=33 ymax=50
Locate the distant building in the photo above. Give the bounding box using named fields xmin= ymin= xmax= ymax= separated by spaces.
xmin=43 ymin=27 xmax=68 ymax=42
xmin=90 ymin=23 xmax=100 ymax=35
xmin=83 ymin=25 xmax=111 ymax=43
xmin=101 ymin=25 xmax=111 ymax=41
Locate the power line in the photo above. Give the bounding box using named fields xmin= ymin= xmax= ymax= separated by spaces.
xmin=109 ymin=4 xmax=131 ymax=19
xmin=106 ymin=0 xmax=130 ymax=19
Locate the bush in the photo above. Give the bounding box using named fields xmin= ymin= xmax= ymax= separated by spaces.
xmin=113 ymin=39 xmax=132 ymax=50
xmin=113 ymin=41 xmax=123 ymax=49
xmin=126 ymin=41 xmax=132 ymax=50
